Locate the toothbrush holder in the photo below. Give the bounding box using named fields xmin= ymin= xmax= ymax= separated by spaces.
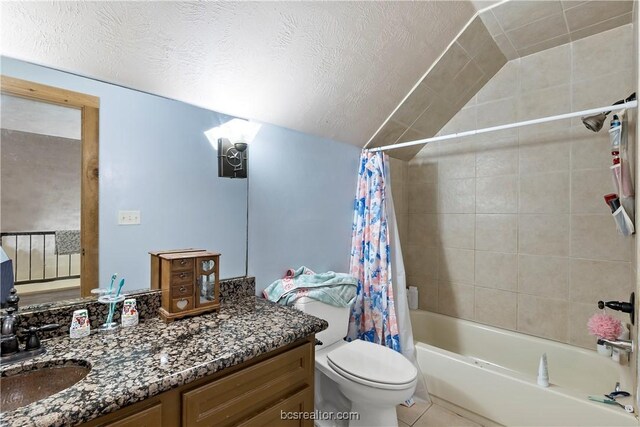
xmin=91 ymin=288 xmax=126 ymax=332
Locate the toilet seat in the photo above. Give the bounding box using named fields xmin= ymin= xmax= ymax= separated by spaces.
xmin=326 ymin=339 xmax=417 ymax=391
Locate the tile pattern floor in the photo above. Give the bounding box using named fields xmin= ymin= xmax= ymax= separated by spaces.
xmin=397 ymin=400 xmax=482 ymax=427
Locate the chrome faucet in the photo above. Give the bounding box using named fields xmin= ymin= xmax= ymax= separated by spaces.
xmin=1 ymin=308 xmax=59 ymax=363
xmin=597 ymin=338 xmax=634 ymax=353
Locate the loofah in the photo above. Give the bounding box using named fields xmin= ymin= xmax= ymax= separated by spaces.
xmin=587 ymin=313 xmax=623 ymax=340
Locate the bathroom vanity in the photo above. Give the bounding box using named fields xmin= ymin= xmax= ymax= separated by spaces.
xmin=0 ymin=288 xmax=327 ymax=427
xmin=82 ymin=337 xmax=315 ymax=426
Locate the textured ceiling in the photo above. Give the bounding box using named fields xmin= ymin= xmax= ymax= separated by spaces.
xmin=1 ymin=94 xmax=81 ymax=139
xmin=0 ymin=1 xmax=476 ymax=147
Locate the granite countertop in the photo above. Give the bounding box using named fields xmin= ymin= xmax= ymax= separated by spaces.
xmin=0 ymin=296 xmax=328 ymax=427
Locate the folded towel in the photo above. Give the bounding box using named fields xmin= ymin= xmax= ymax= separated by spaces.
xmin=263 ymin=266 xmax=357 ymax=307
xmin=55 ymin=230 xmax=80 ymax=255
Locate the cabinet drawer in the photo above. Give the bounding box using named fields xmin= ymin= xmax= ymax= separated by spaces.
xmin=171 ymin=296 xmax=193 ymax=312
xmin=106 ymin=403 xmax=161 ymax=427
xmin=237 ymin=387 xmax=313 ymax=427
xmin=171 ymin=258 xmax=193 ymax=271
xmin=171 ymin=270 xmax=192 ymax=285
xmin=171 ymin=284 xmax=194 ymax=298
xmin=182 ymin=342 xmax=312 ymax=427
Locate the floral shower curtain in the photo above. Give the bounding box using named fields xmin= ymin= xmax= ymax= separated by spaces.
xmin=346 ymin=150 xmax=401 ymax=352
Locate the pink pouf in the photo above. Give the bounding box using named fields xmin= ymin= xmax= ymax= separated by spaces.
xmin=587 ymin=313 xmax=622 ymax=340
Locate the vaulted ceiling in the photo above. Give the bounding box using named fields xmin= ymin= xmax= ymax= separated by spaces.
xmin=0 ymin=1 xmax=478 ymax=147
xmin=365 ymin=0 xmax=634 ymax=160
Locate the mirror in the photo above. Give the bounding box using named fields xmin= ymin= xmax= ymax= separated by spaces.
xmin=1 ymin=57 xmax=249 ymax=311
xmin=0 ymin=77 xmax=99 ymax=307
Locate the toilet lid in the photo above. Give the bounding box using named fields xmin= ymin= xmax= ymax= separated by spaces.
xmin=326 ymin=339 xmax=417 ymax=388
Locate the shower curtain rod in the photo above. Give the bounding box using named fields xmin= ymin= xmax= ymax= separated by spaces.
xmin=368 ymin=100 xmax=639 ymax=152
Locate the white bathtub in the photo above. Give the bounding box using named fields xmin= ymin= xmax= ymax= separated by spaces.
xmin=411 ymin=309 xmax=638 ymax=426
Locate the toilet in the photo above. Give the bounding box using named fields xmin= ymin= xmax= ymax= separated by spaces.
xmin=294 ymin=297 xmax=418 ymax=427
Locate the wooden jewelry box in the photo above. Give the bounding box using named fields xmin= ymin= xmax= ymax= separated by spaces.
xmin=150 ymin=249 xmax=221 ymax=322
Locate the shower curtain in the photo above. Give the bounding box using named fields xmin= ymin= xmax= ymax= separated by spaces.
xmin=347 ymin=149 xmax=429 ymax=402
xmin=347 ymin=150 xmax=400 ymax=350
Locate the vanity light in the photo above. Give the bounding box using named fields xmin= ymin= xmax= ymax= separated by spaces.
xmin=205 ymin=118 xmax=260 ymax=179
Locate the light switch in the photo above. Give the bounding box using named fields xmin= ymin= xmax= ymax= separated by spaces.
xmin=118 ymin=210 xmax=140 ymax=225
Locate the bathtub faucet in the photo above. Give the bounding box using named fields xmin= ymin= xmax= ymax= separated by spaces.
xmin=597 ymin=292 xmax=635 ymax=325
xmin=597 ymin=338 xmax=634 ymax=353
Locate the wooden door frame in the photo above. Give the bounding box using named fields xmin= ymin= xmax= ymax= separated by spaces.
xmin=1 ymin=75 xmax=99 ymax=297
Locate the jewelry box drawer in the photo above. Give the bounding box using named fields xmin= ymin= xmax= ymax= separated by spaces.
xmin=171 ymin=258 xmax=193 ymax=271
xmin=171 ymin=296 xmax=193 ymax=312
xmin=171 ymin=284 xmax=194 ymax=298
xmin=171 ymin=271 xmax=192 ymax=285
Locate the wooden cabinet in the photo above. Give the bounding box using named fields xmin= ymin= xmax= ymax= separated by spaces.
xmin=82 ymin=338 xmax=315 ymax=427
xmin=183 ymin=342 xmax=312 ymax=426
xmin=153 ymin=250 xmax=221 ymax=322
xmin=106 ymin=404 xmax=162 ymax=427
xmin=237 ymin=388 xmax=314 ymax=427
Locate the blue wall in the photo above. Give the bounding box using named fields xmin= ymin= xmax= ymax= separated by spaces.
xmin=1 ymin=57 xmax=362 ymax=296
xmin=248 ymin=125 xmax=361 ymax=293
xmin=1 ymin=57 xmax=248 ymax=291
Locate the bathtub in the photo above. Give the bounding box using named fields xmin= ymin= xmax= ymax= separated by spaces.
xmin=410 ymin=309 xmax=638 ymax=426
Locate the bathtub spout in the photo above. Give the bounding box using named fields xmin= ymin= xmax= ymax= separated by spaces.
xmin=597 ymin=338 xmax=634 ymax=353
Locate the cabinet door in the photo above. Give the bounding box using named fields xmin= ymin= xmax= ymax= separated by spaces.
xmin=105 ymin=403 xmax=161 ymax=427
xmin=195 ymin=256 xmax=218 ymax=307
xmin=182 ymin=342 xmax=312 ymax=426
xmin=237 ymin=387 xmax=314 ymax=427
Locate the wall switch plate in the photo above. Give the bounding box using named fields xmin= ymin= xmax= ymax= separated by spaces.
xmin=118 ymin=210 xmax=140 ymax=225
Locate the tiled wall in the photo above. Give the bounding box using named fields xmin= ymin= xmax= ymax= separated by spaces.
xmin=399 ymin=24 xmax=636 ymax=349
xmin=370 ymin=2 xmax=634 ymax=162
xmin=369 ymin=16 xmax=506 ymax=161
xmin=390 ymin=157 xmax=410 ymax=250
xmin=479 ymin=0 xmax=634 ymax=59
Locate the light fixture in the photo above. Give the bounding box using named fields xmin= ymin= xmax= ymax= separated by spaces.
xmin=234 ymin=142 xmax=248 ymax=152
xmin=204 ymin=118 xmax=261 ymax=179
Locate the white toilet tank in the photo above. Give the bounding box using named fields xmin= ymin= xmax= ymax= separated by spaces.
xmin=293 ymin=297 xmax=351 ymax=346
